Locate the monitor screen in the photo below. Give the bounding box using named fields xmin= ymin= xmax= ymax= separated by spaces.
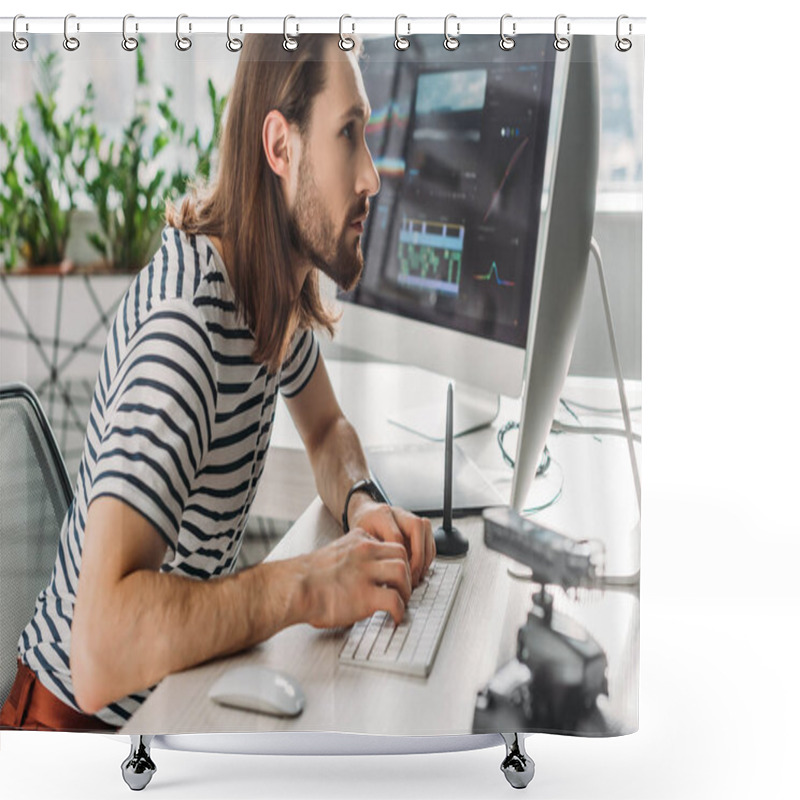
xmin=340 ymin=35 xmax=557 ymax=351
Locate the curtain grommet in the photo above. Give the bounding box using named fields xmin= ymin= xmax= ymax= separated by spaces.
xmin=444 ymin=14 xmax=460 ymax=51
xmin=283 ymin=15 xmax=298 ymax=51
xmin=500 ymin=14 xmax=516 ymax=51
xmin=122 ymin=14 xmax=138 ymax=52
xmin=394 ymin=14 xmax=410 ymax=51
xmin=226 ymin=15 xmax=243 ymax=52
xmin=339 ymin=14 xmax=355 ymax=51
xmin=63 ymin=13 xmax=80 ymax=52
xmin=554 ymin=14 xmax=570 ymax=51
xmin=615 ymin=15 xmax=633 ymax=52
xmin=12 ymin=14 xmax=29 ymax=52
xmin=175 ymin=13 xmax=192 ymax=51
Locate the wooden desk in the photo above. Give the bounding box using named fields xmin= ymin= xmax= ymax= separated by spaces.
xmin=120 ymin=366 xmax=640 ymax=736
xmin=121 ymin=502 xmax=537 ymax=735
xmin=121 ymin=510 xmax=638 ymax=736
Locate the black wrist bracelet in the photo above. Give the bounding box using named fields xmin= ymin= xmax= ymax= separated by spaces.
xmin=342 ymin=479 xmax=387 ymax=533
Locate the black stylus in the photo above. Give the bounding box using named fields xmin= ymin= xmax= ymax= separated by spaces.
xmin=434 ymin=383 xmax=469 ymax=557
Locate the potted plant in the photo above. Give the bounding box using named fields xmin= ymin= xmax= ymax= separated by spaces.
xmin=1 ymin=46 xmax=229 ymax=480
xmin=82 ymin=49 xmax=228 ymax=273
xmin=0 ymin=52 xmax=97 ymax=274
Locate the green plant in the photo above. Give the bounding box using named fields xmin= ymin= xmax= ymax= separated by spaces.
xmin=0 ymin=52 xmax=97 ymax=269
xmin=1 ymin=47 xmax=228 ymax=273
xmin=0 ymin=124 xmax=24 ymax=270
xmin=159 ymin=78 xmax=228 ymax=188
xmin=83 ymin=50 xmax=228 ymax=271
xmin=82 ymin=48 xmax=180 ymax=271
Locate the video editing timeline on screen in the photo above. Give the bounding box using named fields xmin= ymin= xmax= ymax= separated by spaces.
xmin=397 ymin=218 xmax=464 ymax=296
xmin=350 ymin=36 xmax=555 ymax=350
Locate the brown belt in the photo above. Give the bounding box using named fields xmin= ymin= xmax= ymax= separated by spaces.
xmin=0 ymin=659 xmax=117 ymax=732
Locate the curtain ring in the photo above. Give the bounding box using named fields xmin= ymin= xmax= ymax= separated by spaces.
xmin=226 ymin=15 xmax=243 ymax=52
xmin=339 ymin=15 xmax=355 ymax=51
xmin=553 ymin=14 xmax=570 ymax=51
xmin=499 ymin=14 xmax=516 ymax=51
xmin=283 ymin=15 xmax=298 ymax=51
xmin=175 ymin=14 xmax=192 ymax=51
xmin=394 ymin=15 xmax=410 ymax=51
xmin=122 ymin=14 xmax=138 ymax=52
xmin=615 ymin=15 xmax=632 ymax=52
xmin=12 ymin=15 xmax=29 ymax=52
xmin=444 ymin=14 xmax=460 ymax=51
xmin=63 ymin=14 xmax=80 ymax=52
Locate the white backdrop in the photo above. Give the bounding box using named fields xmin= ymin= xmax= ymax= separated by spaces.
xmin=2 ymin=1 xmax=799 ymax=798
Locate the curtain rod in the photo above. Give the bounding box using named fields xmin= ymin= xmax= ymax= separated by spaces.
xmin=1 ymin=16 xmax=646 ymax=37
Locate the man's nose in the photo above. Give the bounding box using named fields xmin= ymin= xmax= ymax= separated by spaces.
xmin=357 ymin=146 xmax=381 ymax=198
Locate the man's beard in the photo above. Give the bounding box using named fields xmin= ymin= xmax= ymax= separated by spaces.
xmin=288 ymin=155 xmax=365 ymax=293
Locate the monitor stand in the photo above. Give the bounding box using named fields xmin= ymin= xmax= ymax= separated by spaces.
xmin=387 ymin=383 xmax=499 ymax=441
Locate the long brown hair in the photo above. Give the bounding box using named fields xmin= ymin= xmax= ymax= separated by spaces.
xmin=168 ymin=34 xmax=350 ymax=370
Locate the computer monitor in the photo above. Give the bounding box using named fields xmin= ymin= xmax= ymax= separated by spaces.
xmin=334 ymin=34 xmax=558 ymax=438
xmin=333 ymin=34 xmax=599 ymax=511
xmin=509 ymin=36 xmax=599 ymax=511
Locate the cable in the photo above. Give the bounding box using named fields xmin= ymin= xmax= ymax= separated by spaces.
xmin=496 ymin=420 xmax=517 ymax=468
xmin=497 ymin=420 xmax=551 ymax=475
xmin=561 ymin=397 xmax=642 ymax=415
xmin=498 ymin=415 xmax=640 ymax=466
xmin=495 ymin=241 xmax=641 ymax=519
xmin=522 ymin=478 xmax=562 ymax=514
xmin=559 ymin=397 xmax=582 ymax=424
xmin=496 ymin=421 xmax=561 ymax=514
xmin=551 ymin=419 xmax=641 ymax=443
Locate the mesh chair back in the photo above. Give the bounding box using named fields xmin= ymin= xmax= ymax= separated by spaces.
xmin=0 ymin=384 xmax=72 ymax=708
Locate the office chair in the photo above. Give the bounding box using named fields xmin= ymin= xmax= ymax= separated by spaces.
xmin=0 ymin=383 xmax=159 ymax=789
xmin=0 ymin=383 xmax=72 ymax=711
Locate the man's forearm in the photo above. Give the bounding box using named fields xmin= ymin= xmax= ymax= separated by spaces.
xmin=302 ymin=413 xmax=432 ymax=587
xmin=72 ymin=556 xmax=309 ymax=715
xmin=307 ymin=415 xmax=373 ymax=527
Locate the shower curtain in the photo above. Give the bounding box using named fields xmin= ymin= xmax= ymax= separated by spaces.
xmin=0 ymin=19 xmax=643 ymax=742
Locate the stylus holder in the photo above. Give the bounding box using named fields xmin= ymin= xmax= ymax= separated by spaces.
xmin=434 ymin=522 xmax=469 ymax=556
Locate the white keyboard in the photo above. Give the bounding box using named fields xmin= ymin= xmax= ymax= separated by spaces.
xmin=338 ymin=560 xmax=463 ymax=677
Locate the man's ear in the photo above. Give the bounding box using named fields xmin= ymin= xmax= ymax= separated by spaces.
xmin=262 ymin=110 xmax=294 ymax=179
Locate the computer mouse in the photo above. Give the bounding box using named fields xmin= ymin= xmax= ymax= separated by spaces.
xmin=208 ymin=665 xmax=305 ymax=717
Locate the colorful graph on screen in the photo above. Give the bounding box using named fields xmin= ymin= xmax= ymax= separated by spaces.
xmin=473 ymin=261 xmax=515 ymax=287
xmin=396 ymin=217 xmax=464 ymax=296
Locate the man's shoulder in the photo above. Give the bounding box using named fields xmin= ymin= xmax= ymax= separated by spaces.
xmin=127 ymin=227 xmax=234 ymax=325
xmin=150 ymin=225 xmax=207 ymax=302
xmin=121 ymin=230 xmax=215 ymax=357
xmin=115 ymin=226 xmax=256 ymax=377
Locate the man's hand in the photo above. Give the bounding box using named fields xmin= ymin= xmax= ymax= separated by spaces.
xmin=282 ymin=355 xmax=435 ymax=589
xmin=348 ymin=498 xmax=436 ymax=588
xmin=300 ymin=530 xmax=413 ymax=628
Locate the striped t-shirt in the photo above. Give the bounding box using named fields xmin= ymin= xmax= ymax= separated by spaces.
xmin=17 ymin=226 xmax=320 ymax=728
